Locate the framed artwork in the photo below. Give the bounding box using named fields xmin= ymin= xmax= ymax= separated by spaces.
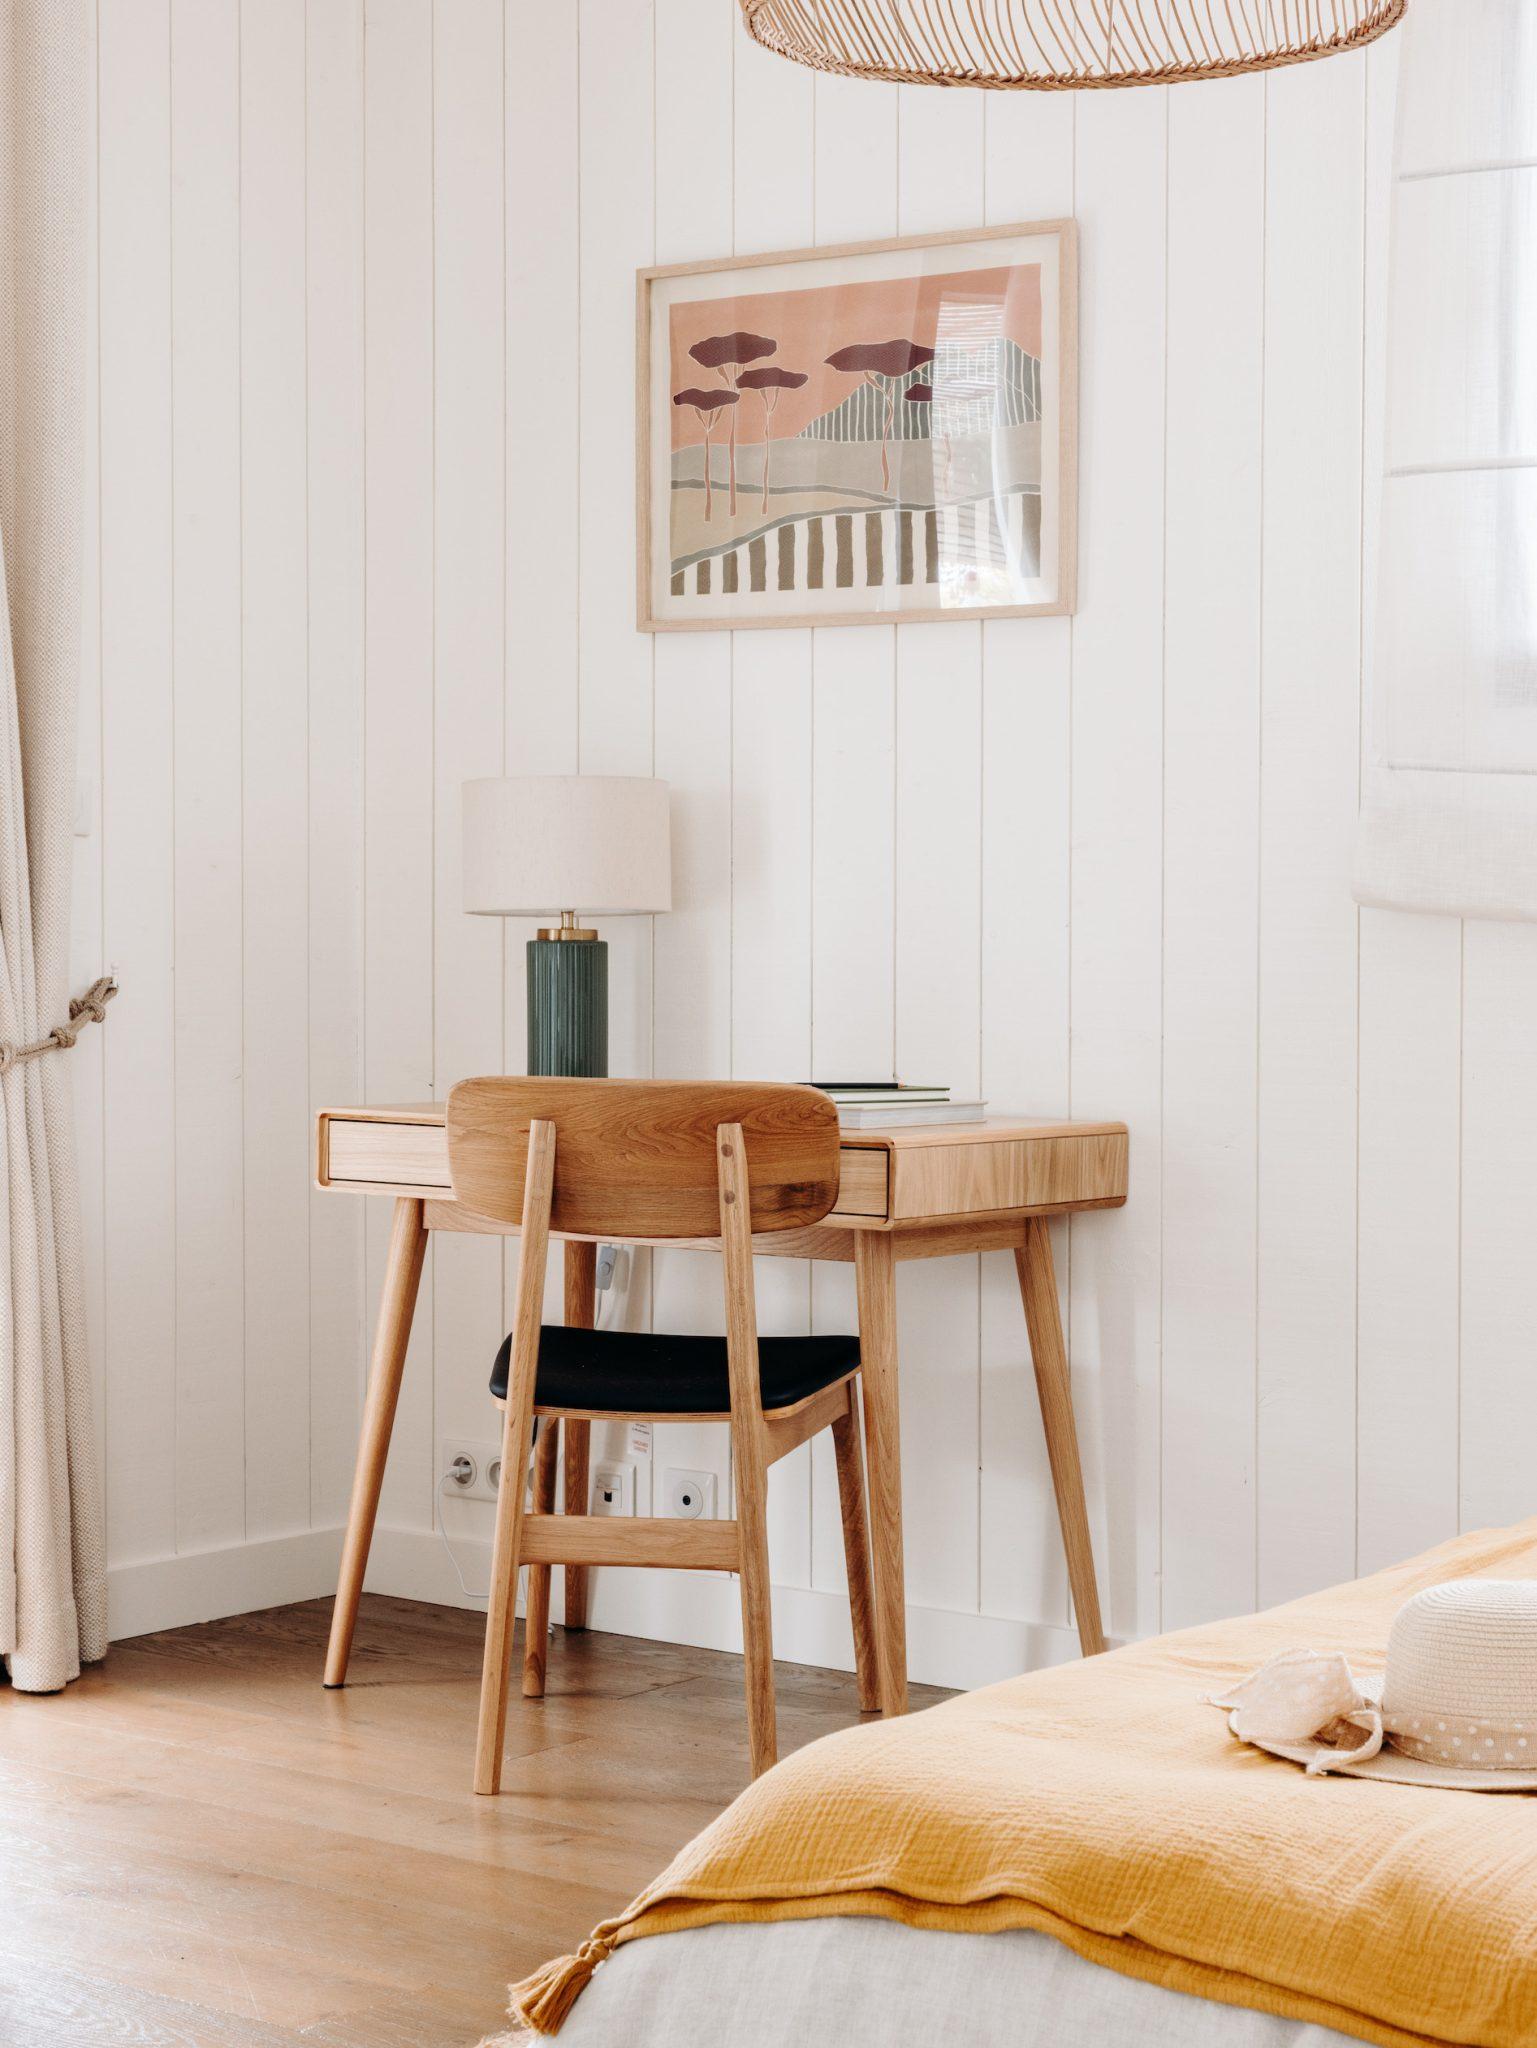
xmin=637 ymin=218 xmax=1076 ymax=633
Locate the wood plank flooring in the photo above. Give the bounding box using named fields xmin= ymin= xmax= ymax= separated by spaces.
xmin=0 ymin=1596 xmax=949 ymax=2046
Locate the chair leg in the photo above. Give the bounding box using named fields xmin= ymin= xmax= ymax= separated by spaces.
xmin=522 ymin=1418 xmax=560 ymax=1699
xmin=476 ymin=1389 xmax=537 ymax=1793
xmin=474 ymin=1119 xmax=555 ymax=1797
xmin=832 ymin=1385 xmax=880 ymax=1714
xmin=717 ymin=1123 xmax=777 ymax=1778
xmin=562 ymin=1242 xmax=596 ymax=1631
xmin=736 ymin=1480 xmax=777 ymax=1778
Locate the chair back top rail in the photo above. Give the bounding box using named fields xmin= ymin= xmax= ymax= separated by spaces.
xmin=446 ymin=1077 xmax=842 ymax=1238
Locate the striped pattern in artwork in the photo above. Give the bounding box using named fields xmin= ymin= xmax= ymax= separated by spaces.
xmin=668 ymin=488 xmax=1041 ymax=599
xmin=798 ymin=340 xmax=1042 ymax=445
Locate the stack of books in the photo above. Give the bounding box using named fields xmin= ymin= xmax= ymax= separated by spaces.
xmin=811 ymin=1082 xmax=987 ymax=1130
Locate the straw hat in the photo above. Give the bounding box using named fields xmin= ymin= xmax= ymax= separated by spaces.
xmin=1212 ymin=1580 xmax=1537 ymax=1791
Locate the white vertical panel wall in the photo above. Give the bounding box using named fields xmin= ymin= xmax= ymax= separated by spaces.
xmin=86 ymin=10 xmax=1537 ymax=1682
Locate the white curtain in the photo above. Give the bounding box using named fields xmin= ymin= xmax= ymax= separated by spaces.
xmin=1355 ymin=0 xmax=1537 ymax=920
xmin=0 ymin=0 xmax=106 ymax=1691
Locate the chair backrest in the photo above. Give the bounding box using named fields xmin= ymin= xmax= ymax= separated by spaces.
xmin=445 ymin=1077 xmax=842 ymax=1239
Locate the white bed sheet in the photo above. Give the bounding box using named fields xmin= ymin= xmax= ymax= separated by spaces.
xmin=550 ymin=1917 xmax=1359 ymax=2047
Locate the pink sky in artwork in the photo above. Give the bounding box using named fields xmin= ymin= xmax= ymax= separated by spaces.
xmin=667 ymin=261 xmax=1042 ymax=449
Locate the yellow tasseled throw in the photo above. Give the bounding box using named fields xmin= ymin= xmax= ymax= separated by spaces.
xmin=507 ymin=1519 xmax=1537 ymax=2045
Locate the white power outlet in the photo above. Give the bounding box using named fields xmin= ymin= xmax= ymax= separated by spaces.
xmin=664 ymin=1467 xmax=717 ymax=1520
xmin=591 ymin=1462 xmax=635 ymax=1516
xmin=438 ymin=1437 xmax=503 ymax=1505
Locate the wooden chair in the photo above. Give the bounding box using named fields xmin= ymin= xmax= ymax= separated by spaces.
xmin=447 ymin=1076 xmax=881 ymax=1795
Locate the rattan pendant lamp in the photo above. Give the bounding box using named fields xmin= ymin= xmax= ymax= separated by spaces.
xmin=739 ymin=0 xmax=1405 ymax=89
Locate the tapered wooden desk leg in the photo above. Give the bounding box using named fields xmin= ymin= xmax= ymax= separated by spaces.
xmin=853 ymin=1229 xmax=907 ymax=1716
xmin=562 ymin=1242 xmax=596 ymax=1630
xmin=522 ymin=1418 xmax=560 ymax=1697
xmin=832 ymin=1387 xmax=880 ymax=1713
xmin=1015 ymin=1218 xmax=1106 ymax=1658
xmin=324 ymin=1196 xmax=428 ymax=1687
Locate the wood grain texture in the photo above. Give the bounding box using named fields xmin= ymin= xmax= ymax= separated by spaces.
xmin=462 ymin=1117 xmax=877 ymax=1784
xmin=0 ymin=1598 xmax=948 ymax=2047
xmin=323 ymin=1118 xmax=453 ymax=1192
xmin=323 ymin=1199 xmax=427 ymax=1688
xmin=446 ymin=1078 xmax=842 ymax=1238
xmin=475 ymin=1122 xmax=555 ymax=1795
xmin=1016 ymin=1220 xmax=1105 ymax=1658
xmin=718 ymin=1125 xmax=778 ymax=1776
xmin=762 ymin=1373 xmax=858 ymax=1464
xmin=888 ymin=1131 xmax=1129 ymax=1221
xmin=831 ymin=1385 xmax=880 ymax=1714
xmin=517 ymin=1514 xmax=742 ymax=1570
xmin=561 ymin=1242 xmax=597 ymax=1629
xmin=521 ymin=1419 xmax=561 ymax=1698
xmin=328 ymin=1097 xmax=1114 ymax=1703
xmin=318 ymin=1105 xmax=1125 ymax=1227
xmin=853 ymin=1228 xmax=907 ymax=1715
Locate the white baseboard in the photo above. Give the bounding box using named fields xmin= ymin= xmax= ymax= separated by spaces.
xmin=107 ymin=1519 xmax=1105 ymax=1689
xmin=108 ymin=1527 xmax=344 ymax=1642
xmin=364 ymin=1524 xmax=1101 ymax=1691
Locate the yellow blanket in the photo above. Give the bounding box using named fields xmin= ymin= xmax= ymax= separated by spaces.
xmin=511 ymin=1521 xmax=1537 ymax=2045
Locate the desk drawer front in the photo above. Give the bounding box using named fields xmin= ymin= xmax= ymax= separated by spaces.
xmin=322 ymin=1116 xmax=890 ymax=1221
xmin=831 ymin=1148 xmax=888 ymax=1220
xmin=324 ymin=1119 xmax=452 ymax=1192
xmin=890 ymin=1131 xmax=1126 ymax=1220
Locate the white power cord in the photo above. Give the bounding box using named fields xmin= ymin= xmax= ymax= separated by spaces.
xmin=433 ymin=1416 xmax=548 ymax=1608
xmin=435 ymin=1464 xmax=493 ymax=1604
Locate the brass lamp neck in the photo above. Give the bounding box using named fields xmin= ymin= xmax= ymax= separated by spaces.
xmin=537 ymin=909 xmax=599 ymax=942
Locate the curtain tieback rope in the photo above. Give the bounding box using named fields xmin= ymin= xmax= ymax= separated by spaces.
xmin=0 ymin=975 xmax=117 ymax=1075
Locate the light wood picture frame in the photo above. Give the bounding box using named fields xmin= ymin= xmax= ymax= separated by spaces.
xmin=637 ymin=218 xmax=1077 ymax=634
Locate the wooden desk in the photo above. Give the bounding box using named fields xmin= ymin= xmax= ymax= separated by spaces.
xmin=316 ymin=1105 xmax=1129 ymax=1709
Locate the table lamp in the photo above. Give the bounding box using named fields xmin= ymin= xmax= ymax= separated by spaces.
xmin=462 ymin=775 xmax=672 ymax=1077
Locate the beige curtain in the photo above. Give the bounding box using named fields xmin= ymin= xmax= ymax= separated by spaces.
xmin=0 ymin=0 xmax=106 ymax=1691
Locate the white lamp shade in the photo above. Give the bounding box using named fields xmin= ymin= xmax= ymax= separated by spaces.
xmin=462 ymin=775 xmax=672 ymax=917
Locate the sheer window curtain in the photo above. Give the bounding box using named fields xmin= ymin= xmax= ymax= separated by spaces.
xmin=0 ymin=0 xmax=107 ymax=1692
xmin=1355 ymin=0 xmax=1537 ymax=920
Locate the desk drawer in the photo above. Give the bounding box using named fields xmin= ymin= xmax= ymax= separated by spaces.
xmin=832 ymin=1147 xmax=888 ymax=1220
xmin=889 ymin=1130 xmax=1127 ymax=1220
xmin=323 ymin=1118 xmax=452 ymax=1193
xmin=322 ymin=1116 xmax=892 ymax=1221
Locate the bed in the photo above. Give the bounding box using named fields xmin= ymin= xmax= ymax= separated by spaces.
xmin=550 ymin=1920 xmax=1360 ymax=2046
xmin=500 ymin=1518 xmax=1537 ymax=2048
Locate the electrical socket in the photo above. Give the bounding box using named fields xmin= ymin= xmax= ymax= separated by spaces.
xmin=591 ymin=1462 xmax=635 ymax=1516
xmin=664 ymin=1467 xmax=717 ymax=1520
xmin=438 ymin=1437 xmax=502 ymax=1505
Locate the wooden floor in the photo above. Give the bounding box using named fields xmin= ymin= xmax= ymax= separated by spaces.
xmin=0 ymin=1595 xmax=950 ymax=2046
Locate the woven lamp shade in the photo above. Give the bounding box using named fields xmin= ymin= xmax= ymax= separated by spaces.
xmin=739 ymin=0 xmax=1405 ymax=90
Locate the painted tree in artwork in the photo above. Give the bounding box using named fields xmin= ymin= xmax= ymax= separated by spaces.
xmin=736 ymin=365 xmax=809 ymax=511
xmin=688 ymin=331 xmax=776 ymax=515
xmin=825 ymin=339 xmax=937 ymax=495
xmin=673 ymin=388 xmax=740 ymax=521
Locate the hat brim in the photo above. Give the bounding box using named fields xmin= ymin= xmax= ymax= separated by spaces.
xmin=1229 ymin=1679 xmax=1537 ymax=1792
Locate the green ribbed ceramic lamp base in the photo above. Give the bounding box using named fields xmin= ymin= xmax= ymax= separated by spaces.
xmin=526 ymin=937 xmax=608 ymax=1078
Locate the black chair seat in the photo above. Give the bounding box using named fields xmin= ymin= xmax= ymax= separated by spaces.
xmin=490 ymin=1323 xmax=860 ymax=1415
